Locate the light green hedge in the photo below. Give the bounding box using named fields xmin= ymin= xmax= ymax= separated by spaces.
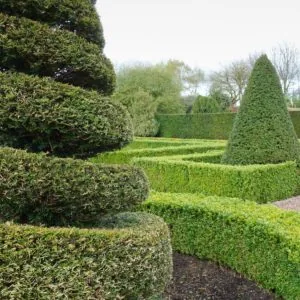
xmin=141 ymin=192 xmax=300 ymax=299
xmin=157 ymin=111 xmax=300 ymax=140
xmin=132 ymin=156 xmax=297 ymax=202
xmin=0 ymin=212 xmax=172 ymax=299
xmin=91 ymin=142 xmax=226 ymax=164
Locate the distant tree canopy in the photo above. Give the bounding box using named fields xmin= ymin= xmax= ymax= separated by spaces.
xmin=191 ymin=95 xmax=220 ymax=114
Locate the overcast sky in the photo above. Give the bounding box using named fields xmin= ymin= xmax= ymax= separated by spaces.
xmin=96 ymin=0 xmax=300 ymax=72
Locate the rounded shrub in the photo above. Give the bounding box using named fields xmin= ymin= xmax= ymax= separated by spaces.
xmin=0 ymin=72 xmax=132 ymax=157
xmin=0 ymin=212 xmax=172 ymax=299
xmin=192 ymin=95 xmax=220 ymax=113
xmin=0 ymin=13 xmax=115 ymax=95
xmin=222 ymin=54 xmax=300 ymax=165
xmin=0 ymin=147 xmax=149 ymax=226
xmin=0 ymin=0 xmax=105 ymax=49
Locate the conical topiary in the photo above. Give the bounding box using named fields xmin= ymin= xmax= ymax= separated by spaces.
xmin=221 ymin=54 xmax=300 ymax=165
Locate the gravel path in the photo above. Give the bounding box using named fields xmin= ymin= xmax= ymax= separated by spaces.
xmin=273 ymin=196 xmax=300 ymax=211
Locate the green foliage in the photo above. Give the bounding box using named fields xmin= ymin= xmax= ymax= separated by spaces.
xmin=132 ymin=154 xmax=297 ymax=202
xmin=209 ymin=89 xmax=231 ymax=111
xmin=156 ymin=111 xmax=300 ymax=139
xmin=0 ymin=147 xmax=149 ymax=226
xmin=157 ymin=113 xmax=236 ymax=139
xmin=0 ymin=0 xmax=105 ymax=48
xmin=0 ymin=212 xmax=172 ymax=299
xmin=0 ymin=13 xmax=115 ymax=95
xmin=125 ymin=137 xmax=207 ymax=149
xmin=90 ymin=143 xmax=226 ymax=164
xmin=116 ymin=63 xmax=184 ymax=114
xmin=191 ymin=95 xmax=220 ymax=113
xmin=222 ymin=55 xmax=300 ymax=165
xmin=113 ymin=88 xmax=159 ymax=137
xmin=0 ymin=72 xmax=132 ymax=157
xmin=141 ymin=192 xmax=300 ymax=300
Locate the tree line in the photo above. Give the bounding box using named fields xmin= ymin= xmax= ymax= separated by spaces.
xmin=113 ymin=42 xmax=300 ymax=136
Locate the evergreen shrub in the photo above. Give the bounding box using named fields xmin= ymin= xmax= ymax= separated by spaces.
xmin=0 ymin=72 xmax=132 ymax=157
xmin=0 ymin=147 xmax=149 ymax=226
xmin=0 ymin=0 xmax=105 ymax=48
xmin=132 ymin=155 xmax=297 ymax=202
xmin=141 ymin=192 xmax=300 ymax=300
xmin=222 ymin=55 xmax=300 ymax=165
xmin=0 ymin=13 xmax=115 ymax=95
xmin=91 ymin=143 xmax=226 ymax=164
xmin=0 ymin=212 xmax=172 ymax=299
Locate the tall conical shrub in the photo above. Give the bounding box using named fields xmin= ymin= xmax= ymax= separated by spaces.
xmin=222 ymin=54 xmax=300 ymax=165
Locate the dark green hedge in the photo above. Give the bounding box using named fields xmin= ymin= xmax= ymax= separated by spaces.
xmin=0 ymin=13 xmax=115 ymax=95
xmin=90 ymin=142 xmax=226 ymax=164
xmin=0 ymin=0 xmax=105 ymax=48
xmin=0 ymin=212 xmax=172 ymax=299
xmin=157 ymin=111 xmax=300 ymax=140
xmin=0 ymin=147 xmax=149 ymax=226
xmin=132 ymin=155 xmax=297 ymax=202
xmin=222 ymin=55 xmax=300 ymax=165
xmin=141 ymin=192 xmax=300 ymax=299
xmin=0 ymin=72 xmax=132 ymax=157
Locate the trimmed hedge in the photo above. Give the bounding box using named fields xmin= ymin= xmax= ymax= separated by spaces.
xmin=0 ymin=72 xmax=132 ymax=157
xmin=156 ymin=113 xmax=236 ymax=139
xmin=0 ymin=147 xmax=149 ymax=226
xmin=0 ymin=13 xmax=115 ymax=95
xmin=222 ymin=55 xmax=300 ymax=165
xmin=0 ymin=212 xmax=172 ymax=299
xmin=141 ymin=192 xmax=300 ymax=299
xmin=132 ymin=155 xmax=297 ymax=202
xmin=157 ymin=111 xmax=300 ymax=140
xmin=125 ymin=137 xmax=206 ymax=149
xmin=0 ymin=0 xmax=105 ymax=48
xmin=91 ymin=143 xmax=226 ymax=164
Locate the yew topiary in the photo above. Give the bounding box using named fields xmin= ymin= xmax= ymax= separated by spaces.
xmin=222 ymin=54 xmax=300 ymax=165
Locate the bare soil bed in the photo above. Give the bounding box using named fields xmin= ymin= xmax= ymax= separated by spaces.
xmin=163 ymin=252 xmax=278 ymax=300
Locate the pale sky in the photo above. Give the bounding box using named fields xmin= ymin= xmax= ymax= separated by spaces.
xmin=96 ymin=0 xmax=300 ymax=72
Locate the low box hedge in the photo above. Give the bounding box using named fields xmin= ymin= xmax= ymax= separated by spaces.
xmin=125 ymin=137 xmax=208 ymax=149
xmin=132 ymin=155 xmax=297 ymax=202
xmin=0 ymin=212 xmax=172 ymax=299
xmin=91 ymin=143 xmax=226 ymax=165
xmin=0 ymin=147 xmax=149 ymax=226
xmin=141 ymin=192 xmax=300 ymax=299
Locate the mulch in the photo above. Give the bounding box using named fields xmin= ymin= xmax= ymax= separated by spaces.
xmin=163 ymin=252 xmax=278 ymax=300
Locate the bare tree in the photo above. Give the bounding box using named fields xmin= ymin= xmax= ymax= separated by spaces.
xmin=210 ymin=59 xmax=251 ymax=110
xmin=271 ymin=42 xmax=300 ymax=96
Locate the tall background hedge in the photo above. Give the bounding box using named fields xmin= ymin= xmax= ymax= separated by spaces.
xmin=156 ymin=111 xmax=300 ymax=140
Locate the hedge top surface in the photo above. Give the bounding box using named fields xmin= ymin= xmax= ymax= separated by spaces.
xmin=145 ymin=192 xmax=300 ymax=240
xmin=222 ymin=54 xmax=300 ymax=165
xmin=0 ymin=0 xmax=105 ymax=48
